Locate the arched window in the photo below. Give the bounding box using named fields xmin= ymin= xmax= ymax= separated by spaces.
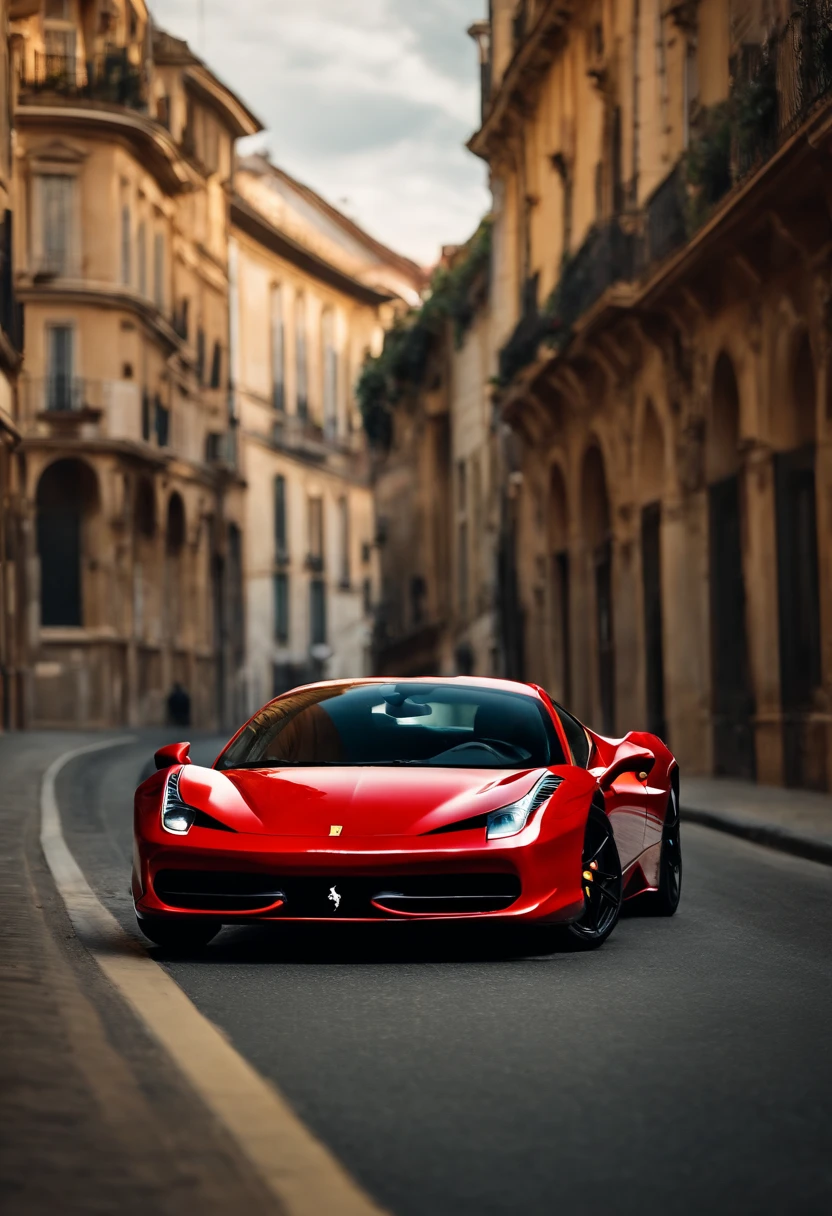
xmin=36 ymin=458 xmax=98 ymax=627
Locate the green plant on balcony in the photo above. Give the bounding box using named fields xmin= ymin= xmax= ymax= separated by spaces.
xmin=357 ymin=219 xmax=491 ymax=447
xmin=683 ymin=102 xmax=732 ymax=231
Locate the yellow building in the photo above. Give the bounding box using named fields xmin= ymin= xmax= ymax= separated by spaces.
xmin=9 ymin=2 xmax=260 ymax=727
xmin=0 ymin=1 xmax=24 ymax=728
xmin=230 ymin=155 xmax=424 ymax=712
xmin=465 ymin=0 xmax=832 ymax=789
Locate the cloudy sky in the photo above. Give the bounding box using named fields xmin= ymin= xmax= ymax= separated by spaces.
xmin=149 ymin=1 xmax=490 ymax=265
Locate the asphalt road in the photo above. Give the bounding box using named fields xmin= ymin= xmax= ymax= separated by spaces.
xmin=59 ymin=735 xmax=832 ymax=1216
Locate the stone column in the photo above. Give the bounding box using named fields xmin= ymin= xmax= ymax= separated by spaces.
xmin=741 ymin=441 xmax=784 ymax=785
xmin=661 ymin=488 xmax=712 ymax=775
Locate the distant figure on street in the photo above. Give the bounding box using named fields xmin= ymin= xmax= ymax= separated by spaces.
xmin=167 ymin=682 xmax=191 ymax=728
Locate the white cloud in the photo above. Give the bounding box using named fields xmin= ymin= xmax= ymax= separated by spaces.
xmin=148 ymin=0 xmax=490 ymax=264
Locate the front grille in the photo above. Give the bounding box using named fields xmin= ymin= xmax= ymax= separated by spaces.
xmin=278 ymin=873 xmax=521 ymax=917
xmin=154 ymin=870 xmax=285 ymax=912
xmin=153 ymin=871 xmax=521 ymax=917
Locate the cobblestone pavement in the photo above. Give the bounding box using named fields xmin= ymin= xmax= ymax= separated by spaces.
xmin=0 ymin=732 xmax=279 ymax=1216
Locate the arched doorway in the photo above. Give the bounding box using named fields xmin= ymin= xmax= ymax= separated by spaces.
xmin=581 ymin=443 xmax=615 ymax=735
xmin=775 ymin=331 xmax=823 ymax=788
xmin=639 ymin=400 xmax=666 ymax=740
xmin=548 ymin=463 xmax=570 ymax=703
xmin=36 ymin=459 xmax=98 ymax=627
xmin=707 ymin=352 xmax=755 ymax=779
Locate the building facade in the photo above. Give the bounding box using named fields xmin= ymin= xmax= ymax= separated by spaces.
xmin=1 ymin=1 xmax=25 ymax=729
xmin=9 ymin=2 xmax=260 ymax=728
xmin=230 ymin=155 xmax=424 ymax=714
xmin=465 ymin=0 xmax=832 ymax=789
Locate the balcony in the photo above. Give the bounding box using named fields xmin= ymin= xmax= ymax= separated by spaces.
xmin=28 ymin=376 xmax=105 ymax=416
xmin=641 ymin=164 xmax=687 ymax=269
xmin=272 ymin=410 xmax=360 ymax=460
xmin=19 ymin=49 xmax=147 ymax=111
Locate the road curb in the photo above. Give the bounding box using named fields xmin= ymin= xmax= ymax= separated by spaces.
xmin=682 ymin=805 xmax=832 ymax=868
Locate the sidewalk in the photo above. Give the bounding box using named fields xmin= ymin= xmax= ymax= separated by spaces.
xmin=682 ymin=775 xmax=832 ymax=866
xmin=0 ymin=732 xmax=277 ymax=1215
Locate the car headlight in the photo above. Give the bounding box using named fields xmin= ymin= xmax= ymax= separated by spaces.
xmin=486 ymin=774 xmax=564 ymax=840
xmin=162 ymin=767 xmax=198 ymax=835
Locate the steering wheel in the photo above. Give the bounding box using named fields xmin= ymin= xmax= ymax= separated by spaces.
xmin=478 ymin=737 xmax=529 ymax=761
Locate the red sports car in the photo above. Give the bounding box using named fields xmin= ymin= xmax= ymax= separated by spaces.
xmin=133 ymin=677 xmax=681 ymax=950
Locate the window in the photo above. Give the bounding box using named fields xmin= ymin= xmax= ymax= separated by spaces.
xmin=458 ymin=520 xmax=469 ymax=618
xmin=137 ymin=221 xmax=147 ymax=296
xmin=338 ymin=497 xmax=350 ymax=587
xmin=322 ymin=308 xmax=338 ymax=437
xmin=153 ymin=232 xmax=165 ymax=310
xmin=141 ymin=389 xmax=151 ymax=440
xmin=121 ymin=203 xmax=131 ymax=286
xmin=215 ymin=683 xmax=566 ymax=771
xmin=308 ymin=496 xmax=323 ymax=565
xmin=271 ymin=285 xmax=285 ymax=411
xmin=295 ymin=294 xmax=308 ymax=418
xmin=46 ymin=325 xmax=74 ymax=410
xmin=554 ymin=703 xmax=590 ymax=767
xmin=40 ymin=175 xmax=74 ymax=276
xmin=210 ymin=340 xmax=222 ymax=389
xmin=196 ymin=327 xmax=206 ymax=383
xmin=155 ymin=395 xmax=169 ymax=447
xmin=362 ymin=577 xmax=372 ymax=616
xmin=310 ymin=578 xmax=327 ymax=646
xmin=274 ymin=573 xmax=289 ymax=643
xmin=274 ymin=475 xmax=287 ymax=558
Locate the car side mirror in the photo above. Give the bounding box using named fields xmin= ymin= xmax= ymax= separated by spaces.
xmin=154 ymin=741 xmax=192 ymax=771
xmin=596 ymin=748 xmax=655 ymax=792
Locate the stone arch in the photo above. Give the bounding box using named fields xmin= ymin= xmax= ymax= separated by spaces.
xmin=580 ymin=441 xmax=611 ymax=548
xmin=36 ymin=458 xmax=99 ymax=628
xmin=707 ymin=351 xmax=741 ymax=483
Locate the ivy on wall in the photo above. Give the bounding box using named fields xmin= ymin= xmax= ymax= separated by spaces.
xmin=357 ymin=220 xmax=491 ymax=448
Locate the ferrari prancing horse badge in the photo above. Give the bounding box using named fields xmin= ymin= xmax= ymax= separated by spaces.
xmin=329 ymin=825 xmax=343 ymax=836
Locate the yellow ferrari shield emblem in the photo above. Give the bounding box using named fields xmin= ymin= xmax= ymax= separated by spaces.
xmin=329 ymin=825 xmax=343 ymax=837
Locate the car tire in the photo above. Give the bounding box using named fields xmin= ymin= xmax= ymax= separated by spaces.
xmin=136 ymin=915 xmax=221 ymax=950
xmin=562 ymin=803 xmax=624 ymax=950
xmin=642 ymin=787 xmax=682 ymax=917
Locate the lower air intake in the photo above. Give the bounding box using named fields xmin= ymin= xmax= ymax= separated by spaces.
xmin=154 ymin=870 xmax=285 ymax=912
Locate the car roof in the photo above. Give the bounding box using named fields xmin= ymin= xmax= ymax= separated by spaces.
xmin=267 ymin=676 xmax=545 ymax=703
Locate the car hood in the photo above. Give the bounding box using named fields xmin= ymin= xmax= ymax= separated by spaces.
xmin=179 ymin=764 xmax=549 ymax=838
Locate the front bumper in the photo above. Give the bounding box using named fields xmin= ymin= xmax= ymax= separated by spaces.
xmin=134 ymin=792 xmax=589 ymax=925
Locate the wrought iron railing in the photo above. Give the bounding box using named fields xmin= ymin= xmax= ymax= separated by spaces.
xmin=25 ymin=376 xmax=105 ymax=413
xmin=641 ymin=164 xmax=687 ymax=268
xmin=20 ymin=50 xmax=146 ymax=110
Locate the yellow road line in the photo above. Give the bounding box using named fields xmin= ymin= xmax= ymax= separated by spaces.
xmin=40 ymin=738 xmax=390 ymax=1216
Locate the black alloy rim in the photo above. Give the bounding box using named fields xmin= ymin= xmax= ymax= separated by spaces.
xmin=572 ymin=812 xmax=622 ymax=939
xmin=663 ymin=790 xmax=682 ymax=905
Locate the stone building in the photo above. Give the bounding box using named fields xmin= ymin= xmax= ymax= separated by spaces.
xmin=464 ymin=0 xmax=832 ymax=789
xmin=371 ymin=227 xmax=499 ymax=679
xmin=9 ymin=2 xmax=260 ymax=728
xmin=0 ymin=1 xmax=25 ymax=728
xmin=230 ymin=155 xmax=424 ymax=714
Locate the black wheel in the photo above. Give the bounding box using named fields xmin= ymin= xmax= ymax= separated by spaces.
xmin=136 ymin=915 xmax=221 ymax=950
xmin=566 ymin=804 xmax=623 ymax=950
xmin=644 ymin=787 xmax=682 ymax=917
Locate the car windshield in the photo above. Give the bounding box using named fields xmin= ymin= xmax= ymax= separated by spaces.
xmin=216 ymin=682 xmax=565 ymax=770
